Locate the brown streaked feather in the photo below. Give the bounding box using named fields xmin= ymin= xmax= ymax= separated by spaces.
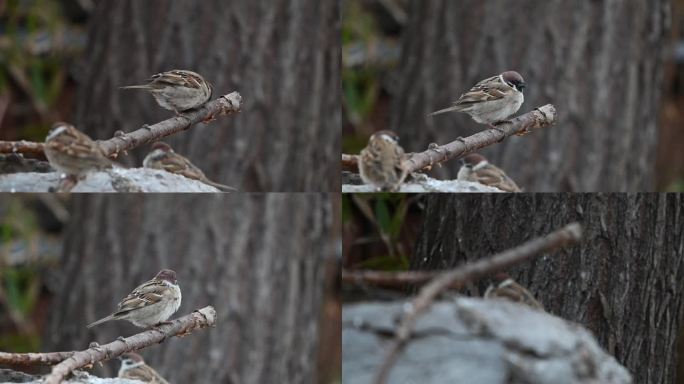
xmin=492 ymin=282 xmax=544 ymax=311
xmin=454 ymin=75 xmax=511 ymax=105
xmin=471 ymin=164 xmax=521 ymax=192
xmin=144 ymin=145 xmax=236 ymax=191
xmin=46 ymin=129 xmax=106 ymax=158
xmin=158 ymin=152 xmax=204 ymax=176
xmin=150 ymin=70 xmax=203 ymax=89
xmin=112 ymin=279 xmax=170 ymax=316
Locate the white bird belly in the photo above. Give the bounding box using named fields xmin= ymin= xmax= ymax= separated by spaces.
xmin=469 ymin=92 xmax=524 ymax=124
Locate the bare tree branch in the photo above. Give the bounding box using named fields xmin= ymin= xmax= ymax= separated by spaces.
xmin=0 ymin=141 xmax=46 ymax=157
xmin=341 ymin=104 xmax=557 ymax=175
xmin=99 ymin=92 xmax=243 ymax=157
xmin=341 ymin=154 xmax=358 ymax=171
xmin=373 ymin=222 xmax=582 ymax=384
xmin=35 ymin=306 xmax=216 ymax=384
xmin=0 ymin=351 xmax=75 ymax=366
xmin=342 ymin=270 xmax=443 ymax=288
xmin=0 ymin=92 xmax=243 ymax=160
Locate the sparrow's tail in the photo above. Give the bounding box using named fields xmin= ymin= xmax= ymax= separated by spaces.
xmin=87 ymin=314 xmax=115 ymax=328
xmin=205 ymin=179 xmax=238 ymax=192
xmin=429 ymin=105 xmax=462 ymax=117
xmin=119 ymin=85 xmax=151 ymax=90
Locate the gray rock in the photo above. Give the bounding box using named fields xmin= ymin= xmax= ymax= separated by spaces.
xmin=0 ymin=369 xmax=143 ymax=383
xmin=0 ymin=168 xmax=225 ymax=193
xmin=342 ymin=298 xmax=632 ymax=384
xmin=342 ymin=174 xmax=504 ymax=193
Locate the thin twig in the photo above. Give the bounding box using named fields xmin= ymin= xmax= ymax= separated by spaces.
xmin=341 ymin=104 xmax=556 ymax=175
xmin=40 ymin=306 xmax=216 ymax=384
xmin=373 ymin=222 xmax=582 ymax=384
xmin=342 ymin=270 xmax=442 ymax=288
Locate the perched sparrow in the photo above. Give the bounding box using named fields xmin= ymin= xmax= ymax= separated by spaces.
xmin=87 ymin=269 xmax=181 ymax=328
xmin=484 ymin=272 xmax=544 ymax=311
xmin=143 ymin=142 xmax=236 ymax=192
xmin=121 ymin=70 xmax=212 ymax=114
xmin=358 ymin=130 xmax=408 ymax=192
xmin=44 ymin=123 xmax=112 ymax=176
xmin=118 ymin=352 xmax=169 ymax=384
xmin=457 ymin=153 xmax=521 ymax=192
xmin=431 ymin=71 xmax=526 ymax=125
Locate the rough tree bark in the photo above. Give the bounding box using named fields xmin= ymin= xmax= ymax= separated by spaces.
xmin=74 ymin=1 xmax=340 ymax=192
xmin=412 ymin=194 xmax=684 ymax=383
xmin=391 ymin=0 xmax=671 ymax=192
xmin=45 ymin=195 xmax=334 ymax=384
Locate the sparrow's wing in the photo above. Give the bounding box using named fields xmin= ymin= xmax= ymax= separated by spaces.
xmin=150 ymin=70 xmax=203 ymax=89
xmin=157 ymin=152 xmax=211 ymax=182
xmin=471 ymin=165 xmax=506 ymax=185
xmin=114 ymin=279 xmax=171 ymax=316
xmin=123 ymin=366 xmax=170 ymax=384
xmin=175 ymin=160 xmax=208 ymax=181
xmin=454 ymin=75 xmax=512 ymax=106
xmin=474 ymin=165 xmax=521 ymax=192
xmin=494 ymin=176 xmax=522 ymax=193
xmin=498 ymin=283 xmax=544 ymax=310
xmin=169 ymin=155 xmax=235 ymax=190
xmin=48 ymin=128 xmax=108 ymax=160
xmin=154 ymin=153 xmax=197 ymax=175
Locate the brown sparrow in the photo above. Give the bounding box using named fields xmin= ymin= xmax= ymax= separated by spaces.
xmin=143 ymin=142 xmax=237 ymax=192
xmin=87 ymin=269 xmax=181 ymax=328
xmin=431 ymin=71 xmax=526 ymax=125
xmin=484 ymin=272 xmax=544 ymax=311
xmin=118 ymin=352 xmax=169 ymax=384
xmin=44 ymin=123 xmax=112 ymax=176
xmin=457 ymin=153 xmax=521 ymax=192
xmin=121 ymin=70 xmax=212 ymax=114
xmin=358 ymin=130 xmax=407 ymax=192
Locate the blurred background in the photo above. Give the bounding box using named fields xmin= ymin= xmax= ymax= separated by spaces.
xmin=0 ymin=0 xmax=340 ymax=192
xmin=0 ymin=194 xmax=341 ymax=383
xmin=342 ymin=194 xmax=422 ymax=278
xmin=342 ymin=0 xmax=684 ymax=192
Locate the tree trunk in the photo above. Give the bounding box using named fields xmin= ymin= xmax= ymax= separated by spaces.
xmin=74 ymin=1 xmax=340 ymax=192
xmin=412 ymin=194 xmax=684 ymax=383
xmin=45 ymin=194 xmax=334 ymax=384
xmin=391 ymin=0 xmax=671 ymax=192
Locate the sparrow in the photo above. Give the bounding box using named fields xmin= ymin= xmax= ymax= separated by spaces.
xmin=87 ymin=269 xmax=181 ymax=328
xmin=121 ymin=70 xmax=213 ymax=114
xmin=44 ymin=122 xmax=112 ymax=177
xmin=118 ymin=352 xmax=169 ymax=384
xmin=457 ymin=153 xmax=521 ymax=192
xmin=484 ymin=272 xmax=544 ymax=311
xmin=358 ymin=130 xmax=408 ymax=192
xmin=143 ymin=142 xmax=237 ymax=192
xmin=430 ymin=71 xmax=526 ymax=125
